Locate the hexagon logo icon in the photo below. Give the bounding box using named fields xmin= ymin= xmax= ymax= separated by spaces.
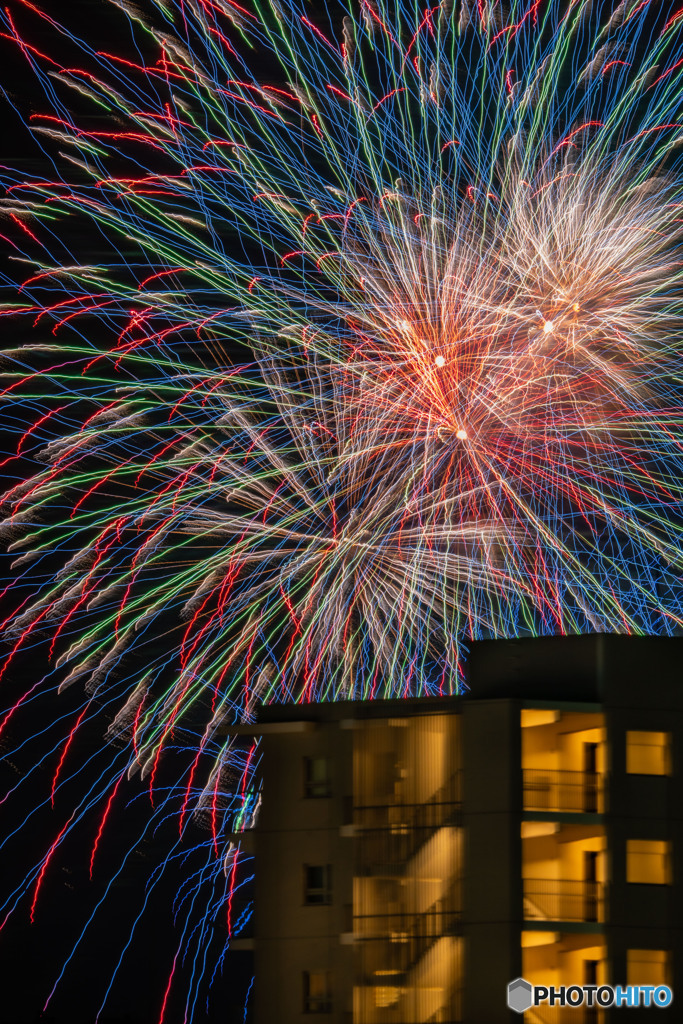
xmin=508 ymin=977 xmax=534 ymax=1013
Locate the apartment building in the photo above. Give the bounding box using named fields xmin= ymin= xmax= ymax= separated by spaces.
xmin=231 ymin=635 xmax=683 ymax=1022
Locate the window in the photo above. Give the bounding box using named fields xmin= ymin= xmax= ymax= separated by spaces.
xmin=584 ymin=960 xmax=599 ymax=987
xmin=626 ymin=731 xmax=671 ymax=775
xmin=304 ymin=864 xmax=332 ymax=905
xmin=626 ymin=840 xmax=672 ymax=884
xmin=627 ymin=950 xmax=672 ymax=987
xmin=303 ymin=970 xmax=332 ymax=1013
xmin=304 ymin=756 xmax=331 ymax=797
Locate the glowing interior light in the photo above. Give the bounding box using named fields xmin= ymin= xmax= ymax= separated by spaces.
xmin=435 ymin=354 xmax=446 ymax=367
xmin=543 ymin=320 xmax=554 ymax=334
xmin=456 ymin=428 xmax=467 ymax=439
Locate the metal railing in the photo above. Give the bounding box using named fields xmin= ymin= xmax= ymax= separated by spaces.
xmin=354 ymin=772 xmax=461 ymax=825
xmin=523 ymin=878 xmax=605 ymax=922
xmin=353 ymin=773 xmax=461 ymax=868
xmin=523 ymin=770 xmax=603 ymax=814
xmin=355 ymin=907 xmax=461 ymax=963
xmin=355 ymin=883 xmax=462 ymax=974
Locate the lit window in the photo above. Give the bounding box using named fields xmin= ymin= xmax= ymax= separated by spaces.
xmin=626 ymin=840 xmax=672 ymax=884
xmin=626 ymin=732 xmax=671 ymax=775
xmin=304 ymin=864 xmax=332 ymax=905
xmin=304 ymin=756 xmax=331 ymax=797
xmin=303 ymin=970 xmax=332 ymax=1013
xmin=627 ymin=949 xmax=672 ymax=987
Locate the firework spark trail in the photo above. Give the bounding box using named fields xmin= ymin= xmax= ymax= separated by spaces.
xmin=3 ymin=0 xmax=683 ymax=1017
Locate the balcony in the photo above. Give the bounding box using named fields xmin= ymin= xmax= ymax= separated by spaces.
xmin=523 ymin=770 xmax=603 ymax=814
xmin=355 ymin=882 xmax=462 ymax=971
xmin=523 ymin=879 xmax=605 ymax=923
xmin=354 ymin=773 xmax=461 ymax=871
xmin=354 ymin=910 xmax=462 ymax=1023
xmin=355 ymin=773 xmax=461 ymax=828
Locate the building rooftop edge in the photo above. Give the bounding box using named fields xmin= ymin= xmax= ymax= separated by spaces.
xmin=255 ymin=635 xmax=683 ymax=722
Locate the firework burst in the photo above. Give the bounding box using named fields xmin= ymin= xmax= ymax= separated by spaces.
xmin=3 ymin=0 xmax=683 ymax=1018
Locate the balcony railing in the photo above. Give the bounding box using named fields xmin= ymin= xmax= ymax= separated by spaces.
xmin=523 ymin=878 xmax=605 ymax=922
xmin=523 ymin=769 xmax=603 ymax=814
xmin=355 ymin=906 xmax=461 ymax=952
xmin=354 ymin=773 xmax=461 ymax=869
xmin=354 ymin=773 xmax=461 ymax=825
xmin=355 ymin=884 xmax=462 ymax=974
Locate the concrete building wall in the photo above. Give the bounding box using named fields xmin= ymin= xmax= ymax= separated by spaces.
xmin=254 ymin=721 xmax=354 ymax=1023
xmin=461 ymin=699 xmax=522 ymax=1023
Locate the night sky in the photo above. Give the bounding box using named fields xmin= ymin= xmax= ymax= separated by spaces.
xmin=0 ymin=1 xmax=674 ymax=1021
